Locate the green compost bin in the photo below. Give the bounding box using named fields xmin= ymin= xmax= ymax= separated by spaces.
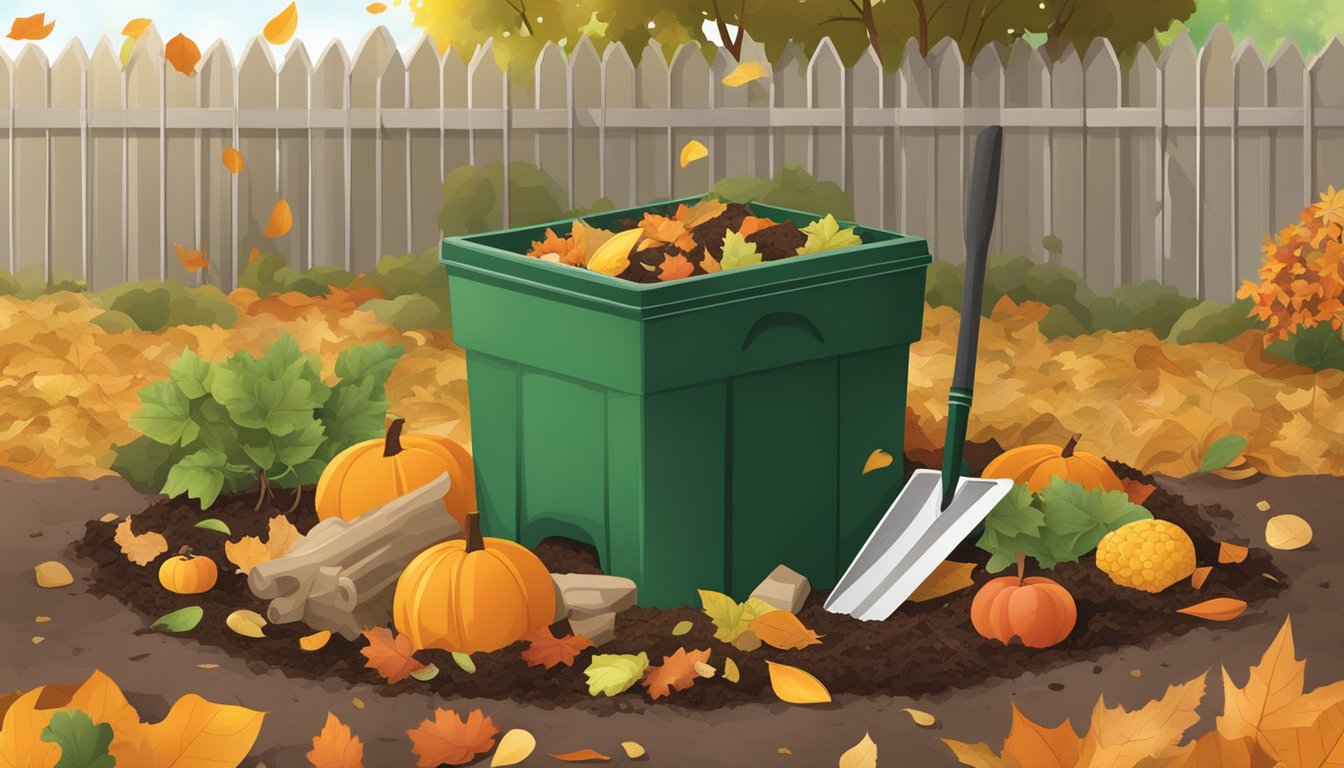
xmin=442 ymin=198 xmax=932 ymax=608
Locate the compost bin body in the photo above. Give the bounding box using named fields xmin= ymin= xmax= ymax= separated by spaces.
xmin=443 ymin=198 xmax=931 ymax=608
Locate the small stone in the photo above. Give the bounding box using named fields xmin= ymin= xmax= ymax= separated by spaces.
xmin=553 ymin=574 xmax=637 ymax=616
xmin=1048 ymin=682 xmax=1065 ymax=691
xmin=551 ymin=577 xmax=568 ymax=623
xmin=568 ymin=611 xmax=617 ymax=647
xmin=749 ymin=565 xmax=811 ymax=613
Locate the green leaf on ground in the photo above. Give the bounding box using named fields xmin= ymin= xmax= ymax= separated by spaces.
xmin=193 ymin=518 xmax=231 ymax=535
xmin=151 ymin=605 xmax=204 ymax=633
xmin=451 ymin=652 xmax=476 ymax=674
xmin=1199 ymin=435 xmax=1250 ymax=472
xmin=40 ymin=710 xmax=115 ymax=768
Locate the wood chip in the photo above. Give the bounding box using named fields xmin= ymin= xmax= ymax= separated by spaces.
xmin=1217 ymin=541 xmax=1249 ymax=564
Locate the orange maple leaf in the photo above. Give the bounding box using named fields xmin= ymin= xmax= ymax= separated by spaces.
xmin=737 ymin=215 xmax=777 ymax=238
xmin=638 ymin=213 xmax=697 ymax=252
xmin=1121 ymin=477 xmax=1156 ymax=506
xmin=173 ymin=242 xmax=210 ymax=273
xmin=520 ymin=628 xmax=594 ymax=670
xmin=527 ymin=227 xmax=584 ymax=266
xmin=7 ymin=13 xmax=54 ymax=40
xmin=642 ymin=647 xmax=711 ymax=700
xmin=406 ymin=708 xmax=500 ymax=768
xmin=360 ymin=627 xmax=425 ymax=684
xmin=657 ymin=254 xmax=695 ymax=282
xmin=307 ymin=712 xmax=365 ymax=768
xmin=673 ymin=198 xmax=727 ymax=230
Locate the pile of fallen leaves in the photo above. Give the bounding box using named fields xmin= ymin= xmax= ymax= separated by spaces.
xmin=944 ymin=616 xmax=1341 ymax=768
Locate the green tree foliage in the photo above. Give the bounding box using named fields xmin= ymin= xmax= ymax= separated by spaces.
xmin=1176 ymin=0 xmax=1344 ymax=57
xmin=1036 ymin=0 xmax=1195 ymax=59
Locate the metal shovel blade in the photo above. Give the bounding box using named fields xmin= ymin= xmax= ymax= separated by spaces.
xmin=824 ymin=469 xmax=1012 ymax=621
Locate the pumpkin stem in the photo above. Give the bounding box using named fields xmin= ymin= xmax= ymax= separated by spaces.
xmin=1061 ymin=433 xmax=1082 ymax=458
xmin=179 ymin=545 xmax=194 ymax=559
xmin=464 ymin=511 xmax=484 ymax=553
xmin=384 ymin=417 xmax=407 ymax=458
xmin=1015 ymin=550 xmax=1026 ymax=584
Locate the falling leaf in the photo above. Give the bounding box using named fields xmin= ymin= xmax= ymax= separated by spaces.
xmin=122 ymin=18 xmax=152 ymax=38
xmin=723 ymin=657 xmax=740 ymax=683
xmin=407 ymin=708 xmax=500 ymax=768
xmin=862 ymin=449 xmax=894 ymax=475
xmin=225 ymin=535 xmax=271 ymax=574
xmin=360 ymin=627 xmax=426 ymax=684
xmin=722 ymin=60 xmax=768 ymax=87
xmin=151 ymin=606 xmax=203 ymax=633
xmin=720 ymin=230 xmax=762 ymax=270
xmin=1218 ymin=542 xmax=1249 ymax=564
xmin=263 ymin=199 xmax=294 ymax=238
xmin=174 ymin=242 xmax=210 ymax=273
xmin=680 ymin=140 xmax=708 ymax=168
xmin=264 ymin=2 xmax=298 ymax=45
xmin=114 ymin=517 xmax=169 ymax=566
xmin=366 ymin=2 xmax=388 ymax=13
xmin=410 ymin=664 xmax=440 ymax=681
xmin=165 ymin=33 xmax=202 ymax=75
xmin=1255 ymin=500 xmax=1271 ymax=512
xmin=268 ymin=514 xmax=302 ymax=558
xmin=584 ymin=653 xmax=649 ymax=697
xmin=587 ymin=228 xmax=641 ymax=276
xmin=300 ymin=630 xmax=332 ymax=651
xmin=34 ymin=560 xmax=73 ymax=588
xmin=749 ymin=611 xmax=823 ymax=650
xmin=1265 ymin=514 xmax=1312 ymax=550
xmin=908 ymin=561 xmax=976 ymax=603
xmin=1122 ymin=478 xmax=1157 ymax=506
xmin=1191 ymin=566 xmax=1212 ymax=590
xmin=839 ymin=733 xmax=878 ymax=768
xmin=194 ymin=518 xmax=231 ymax=535
xmin=307 ymin=712 xmax=364 ymax=768
xmin=119 ymin=36 xmax=135 ymax=66
xmin=7 ymin=13 xmax=53 ymax=40
xmin=621 ymin=741 xmax=646 ymax=759
xmin=766 ymin=661 xmax=831 ymax=705
xmin=1177 ymin=598 xmax=1248 ymax=622
xmin=547 ymin=749 xmax=612 ymax=762
xmin=902 ymin=708 xmax=937 ymax=727
xmin=491 ymin=729 xmax=535 ymax=767
xmin=248 ymin=247 xmax=261 ymax=263
xmin=657 ymin=253 xmax=694 ymax=282
xmin=699 ymin=589 xmax=777 ymax=644
xmin=521 ymin=628 xmax=593 ymax=669
xmin=642 ymin=647 xmax=712 ymax=700
xmin=222 ymin=147 xmax=244 ymax=174
xmin=226 ymin=609 xmax=267 ymax=638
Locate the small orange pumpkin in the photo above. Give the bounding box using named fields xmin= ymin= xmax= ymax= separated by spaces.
xmin=983 ymin=433 xmax=1122 ymax=493
xmin=315 ymin=417 xmax=476 ymax=528
xmin=392 ymin=510 xmax=555 ymax=654
xmin=158 ymin=546 xmax=218 ymax=595
xmin=971 ymin=552 xmax=1076 ymax=649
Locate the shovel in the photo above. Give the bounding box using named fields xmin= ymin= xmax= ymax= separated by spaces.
xmin=824 ymin=125 xmax=1012 ymax=621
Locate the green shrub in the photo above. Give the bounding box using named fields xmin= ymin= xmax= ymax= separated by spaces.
xmin=1038 ymin=304 xmax=1089 ymax=340
xmin=357 ymin=251 xmax=452 ymax=329
xmin=1023 ymin=262 xmax=1096 ymax=326
xmin=95 ymin=281 xmax=237 ymax=332
xmin=0 ymin=267 xmax=88 ymax=299
xmin=1265 ymin=324 xmax=1344 ymax=372
xmin=923 ymin=254 xmax=1096 ymax=324
xmin=238 ymin=252 xmax=358 ymax=298
xmin=1167 ymin=299 xmax=1261 ymax=344
xmin=438 ymin=161 xmax=613 ymax=236
xmin=1090 ymin=280 xmax=1198 ymax=338
xmin=924 ymin=259 xmax=963 ymax=310
xmin=710 ymin=166 xmax=854 ymax=219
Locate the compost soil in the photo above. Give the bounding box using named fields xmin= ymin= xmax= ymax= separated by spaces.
xmin=75 ymin=446 xmax=1284 ymax=712
xmin=608 ymin=202 xmax=809 ymax=284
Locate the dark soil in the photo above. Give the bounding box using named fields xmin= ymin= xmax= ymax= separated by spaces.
xmin=75 ymin=446 xmax=1284 ymax=712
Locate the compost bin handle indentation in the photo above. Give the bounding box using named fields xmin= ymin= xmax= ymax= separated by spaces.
xmin=740 ymin=313 xmax=826 ymax=351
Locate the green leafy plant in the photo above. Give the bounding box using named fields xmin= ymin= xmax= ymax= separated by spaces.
xmin=113 ymin=334 xmax=405 ymax=510
xmin=977 ymin=478 xmax=1153 ymax=572
xmin=238 ymin=252 xmax=359 ymax=298
xmin=0 ymin=266 xmax=88 ymax=299
xmin=94 ymin=280 xmax=237 ymax=332
xmin=40 ymin=710 xmax=115 ymax=768
xmin=438 ymin=160 xmax=613 ymax=236
xmin=1166 ymin=298 xmax=1262 ymax=344
xmin=709 ymin=166 xmax=854 ymax=219
xmin=1265 ymin=323 xmax=1344 ymax=372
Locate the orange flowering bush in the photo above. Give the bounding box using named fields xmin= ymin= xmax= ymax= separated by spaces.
xmin=1237 ymin=185 xmax=1344 ymax=344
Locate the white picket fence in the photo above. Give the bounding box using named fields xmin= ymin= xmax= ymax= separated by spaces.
xmin=1 ymin=24 xmax=1343 ymax=300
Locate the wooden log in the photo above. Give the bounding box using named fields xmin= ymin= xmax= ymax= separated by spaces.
xmin=248 ymin=472 xmax=460 ymax=639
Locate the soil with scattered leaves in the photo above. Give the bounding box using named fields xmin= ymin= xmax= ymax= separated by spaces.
xmin=608 ymin=202 xmax=808 ymax=284
xmin=75 ymin=446 xmax=1284 ymax=712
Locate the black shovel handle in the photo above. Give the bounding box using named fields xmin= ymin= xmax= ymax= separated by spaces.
xmin=953 ymin=126 xmax=1003 ymax=391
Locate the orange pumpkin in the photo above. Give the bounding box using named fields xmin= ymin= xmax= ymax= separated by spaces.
xmin=971 ymin=553 xmax=1076 ymax=649
xmin=158 ymin=547 xmax=218 ymax=594
xmin=392 ymin=510 xmax=555 ymax=654
xmin=315 ymin=417 xmax=476 ymax=528
xmin=983 ymin=433 xmax=1122 ymax=493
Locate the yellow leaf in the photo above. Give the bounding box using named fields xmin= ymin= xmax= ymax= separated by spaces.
xmin=586 ymin=228 xmax=641 ymax=276
xmin=122 ymin=18 xmax=153 ymax=39
xmin=693 ymin=661 xmax=716 ymax=678
xmin=222 ymin=146 xmax=244 ymax=174
xmin=225 ymin=535 xmax=270 ymax=574
xmin=720 ymin=230 xmax=761 ymax=270
xmin=33 ymin=560 xmax=73 ymax=588
xmin=68 ymin=669 xmax=147 ymax=764
xmin=300 ymin=630 xmax=332 ymax=651
xmin=1177 ymin=598 xmax=1247 ymax=622
xmin=679 ymin=139 xmax=708 ymax=168
xmin=699 ymin=589 xmax=776 ymax=643
xmin=263 ymin=199 xmax=294 ymax=238
xmin=902 ymin=708 xmax=936 ymax=727
xmin=1191 ymin=565 xmax=1212 ymax=590
xmin=114 ymin=517 xmax=169 ymax=566
xmin=838 ymin=733 xmax=877 ymax=768
xmin=165 ymin=33 xmax=202 ymax=76
xmin=862 ymin=448 xmax=893 ymax=475
xmin=908 ymin=561 xmax=976 ymax=603
xmin=672 ymin=620 xmax=693 ymax=636
xmin=723 ymin=657 xmax=740 ymax=683
xmin=765 ymin=661 xmax=831 ymax=705
xmin=999 ymin=703 xmax=1080 ymax=768
xmin=749 ymin=611 xmax=823 ymax=650
xmin=174 ymin=242 xmax=210 ymax=273
xmin=119 ymin=36 xmax=135 ymax=67
xmin=621 ymin=741 xmax=646 ymax=759
xmin=226 ymin=609 xmax=268 ymax=638
xmin=0 ymin=688 xmax=61 ymax=768
xmin=721 ymin=60 xmax=768 ymax=87
xmin=1218 ymin=541 xmax=1249 ymax=564
xmin=34 ymin=616 xmax=49 ymax=623
xmin=138 ymin=693 xmax=265 ymax=767
xmin=99 ymin=513 xmax=119 ymax=523
xmin=778 ymin=747 xmax=793 ymax=755
xmin=1156 ymin=732 xmax=1278 ymax=768
xmin=940 ymin=739 xmax=1007 ymax=768
xmin=491 ymin=728 xmax=536 ymax=767
xmin=264 ymin=2 xmax=299 ymax=45
xmin=1075 ymin=674 xmax=1206 ymax=766
xmin=1264 ymin=513 xmax=1312 ymax=550
xmin=797 ymin=214 xmax=863 ymax=256
xmin=267 ymin=514 xmax=302 ymax=559
xmin=352 ymin=698 xmax=365 ymax=710
xmin=366 ymin=2 xmax=388 ymax=13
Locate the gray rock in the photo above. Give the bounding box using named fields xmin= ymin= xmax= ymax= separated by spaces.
xmin=568 ymin=611 xmax=617 ymax=647
xmin=749 ymin=565 xmax=811 ymax=613
xmin=552 ymin=573 xmax=637 ymax=616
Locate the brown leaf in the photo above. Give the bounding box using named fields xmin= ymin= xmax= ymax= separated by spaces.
xmin=122 ymin=18 xmax=152 ymax=39
xmin=749 ymin=611 xmax=823 ymax=650
xmin=1075 ymin=674 xmax=1206 ymax=766
xmin=165 ymin=33 xmax=202 ymax=75
xmin=520 ymin=629 xmax=594 ymax=670
xmin=7 ymin=13 xmax=53 ymax=40
xmin=406 ymin=708 xmax=499 ymax=768
xmin=264 ymin=199 xmax=294 ymax=238
xmin=114 ymin=517 xmax=168 ymax=566
xmin=263 ymin=2 xmax=298 ymax=45
xmin=361 ymin=627 xmax=426 ymax=684
xmin=1218 ymin=542 xmax=1249 ymax=564
xmin=174 ymin=242 xmax=210 ymax=273
xmin=547 ymin=749 xmax=612 ymax=762
xmin=908 ymin=560 xmax=976 ymax=603
xmin=366 ymin=2 xmax=388 ymax=13
xmin=1177 ymin=598 xmax=1248 ymax=622
xmin=222 ymin=147 xmax=244 ymax=174
xmin=1149 ymin=731 xmax=1279 ymax=768
xmin=307 ymin=712 xmax=364 ymax=768
xmin=642 ymin=647 xmax=711 ymax=700
xmin=224 ymin=535 xmax=270 ymax=575
xmin=1191 ymin=566 xmax=1212 ymax=590
xmin=267 ymin=514 xmax=302 ymax=559
xmin=657 ymin=254 xmax=694 ymax=282
xmin=1122 ymin=477 xmax=1157 ymax=506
